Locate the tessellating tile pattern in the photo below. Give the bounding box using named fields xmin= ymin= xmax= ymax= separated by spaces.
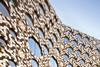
xmin=0 ymin=0 xmax=100 ymax=67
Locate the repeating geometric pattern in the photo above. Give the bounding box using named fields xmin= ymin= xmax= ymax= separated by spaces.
xmin=0 ymin=0 xmax=100 ymax=67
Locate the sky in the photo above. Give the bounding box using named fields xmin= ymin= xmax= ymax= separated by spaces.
xmin=49 ymin=0 xmax=100 ymax=39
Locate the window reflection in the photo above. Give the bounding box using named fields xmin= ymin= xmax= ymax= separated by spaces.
xmin=41 ymin=45 xmax=48 ymax=55
xmin=66 ymin=64 xmax=73 ymax=67
xmin=62 ymin=54 xmax=69 ymax=62
xmin=76 ymin=50 xmax=81 ymax=58
xmin=64 ymin=37 xmax=69 ymax=45
xmin=96 ymin=44 xmax=100 ymax=53
xmin=25 ymin=13 xmax=33 ymax=27
xmin=67 ymin=47 xmax=73 ymax=55
xmin=8 ymin=60 xmax=15 ymax=67
xmin=71 ymin=40 xmax=78 ymax=48
xmin=38 ymin=28 xmax=44 ymax=38
xmin=9 ymin=28 xmax=16 ymax=38
xmin=52 ymin=34 xmax=57 ymax=43
xmin=43 ymin=2 xmax=49 ymax=11
xmin=0 ymin=2 xmax=9 ymax=16
xmin=75 ymin=34 xmax=82 ymax=41
xmin=8 ymin=0 xmax=18 ymax=6
xmin=57 ymin=29 xmax=61 ymax=37
xmin=83 ymin=52 xmax=89 ymax=60
xmin=49 ymin=57 xmax=58 ymax=67
xmin=28 ymin=37 xmax=41 ymax=57
xmin=31 ymin=60 xmax=38 ymax=67
xmin=38 ymin=4 xmax=44 ymax=16
xmin=79 ymin=59 xmax=85 ymax=65
xmin=48 ymin=39 xmax=53 ymax=48
xmin=0 ymin=38 xmax=6 ymax=47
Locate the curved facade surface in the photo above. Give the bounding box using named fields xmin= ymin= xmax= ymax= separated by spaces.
xmin=0 ymin=0 xmax=100 ymax=67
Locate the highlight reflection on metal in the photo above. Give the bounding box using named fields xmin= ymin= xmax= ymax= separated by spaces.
xmin=0 ymin=0 xmax=100 ymax=67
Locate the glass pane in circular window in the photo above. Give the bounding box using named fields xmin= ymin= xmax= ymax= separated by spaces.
xmin=28 ymin=37 xmax=41 ymax=57
xmin=49 ymin=57 xmax=58 ymax=67
xmin=38 ymin=28 xmax=44 ymax=38
xmin=8 ymin=60 xmax=15 ymax=67
xmin=71 ymin=40 xmax=78 ymax=48
xmin=62 ymin=54 xmax=69 ymax=62
xmin=0 ymin=38 xmax=6 ymax=47
xmin=75 ymin=34 xmax=81 ymax=41
xmin=83 ymin=52 xmax=89 ymax=60
xmin=25 ymin=14 xmax=33 ymax=27
xmin=48 ymin=39 xmax=53 ymax=48
xmin=76 ymin=50 xmax=81 ymax=58
xmin=0 ymin=2 xmax=9 ymax=16
xmin=64 ymin=37 xmax=69 ymax=45
xmin=31 ymin=60 xmax=38 ymax=67
xmin=52 ymin=34 xmax=57 ymax=43
xmin=79 ymin=59 xmax=85 ymax=65
xmin=66 ymin=64 xmax=73 ymax=67
xmin=9 ymin=29 xmax=16 ymax=38
xmin=41 ymin=45 xmax=48 ymax=55
xmin=38 ymin=4 xmax=44 ymax=16
xmin=66 ymin=47 xmax=73 ymax=55
xmin=43 ymin=2 xmax=49 ymax=11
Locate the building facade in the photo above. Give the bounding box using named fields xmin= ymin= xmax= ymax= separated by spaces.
xmin=0 ymin=0 xmax=100 ymax=67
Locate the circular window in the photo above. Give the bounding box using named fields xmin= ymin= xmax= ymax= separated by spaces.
xmin=8 ymin=60 xmax=15 ymax=67
xmin=48 ymin=39 xmax=53 ymax=48
xmin=66 ymin=47 xmax=73 ymax=55
xmin=49 ymin=57 xmax=58 ymax=67
xmin=41 ymin=45 xmax=48 ymax=55
xmin=43 ymin=2 xmax=49 ymax=11
xmin=0 ymin=2 xmax=9 ymax=16
xmin=37 ymin=4 xmax=44 ymax=16
xmin=28 ymin=37 xmax=42 ymax=57
xmin=71 ymin=40 xmax=78 ymax=48
xmin=57 ymin=29 xmax=61 ymax=37
xmin=9 ymin=28 xmax=16 ymax=38
xmin=79 ymin=59 xmax=85 ymax=65
xmin=83 ymin=52 xmax=89 ymax=60
xmin=0 ymin=38 xmax=6 ymax=47
xmin=38 ymin=28 xmax=44 ymax=38
xmin=31 ymin=59 xmax=38 ymax=67
xmin=75 ymin=34 xmax=82 ymax=41
xmin=83 ymin=37 xmax=89 ymax=46
xmin=96 ymin=44 xmax=100 ymax=53
xmin=75 ymin=50 xmax=81 ymax=58
xmin=66 ymin=64 xmax=73 ymax=67
xmin=25 ymin=13 xmax=33 ymax=27
xmin=62 ymin=54 xmax=69 ymax=62
xmin=8 ymin=0 xmax=18 ymax=6
xmin=52 ymin=34 xmax=57 ymax=43
xmin=64 ymin=37 xmax=69 ymax=45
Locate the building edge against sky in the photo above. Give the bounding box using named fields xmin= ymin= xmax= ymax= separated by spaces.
xmin=50 ymin=0 xmax=100 ymax=40
xmin=0 ymin=0 xmax=100 ymax=67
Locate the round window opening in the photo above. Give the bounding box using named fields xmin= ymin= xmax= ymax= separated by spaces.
xmin=71 ymin=40 xmax=78 ymax=48
xmin=64 ymin=37 xmax=69 ymax=45
xmin=8 ymin=60 xmax=15 ymax=67
xmin=66 ymin=47 xmax=73 ymax=55
xmin=28 ymin=37 xmax=42 ymax=57
xmin=0 ymin=38 xmax=6 ymax=47
xmin=41 ymin=45 xmax=48 ymax=55
xmin=9 ymin=28 xmax=16 ymax=38
xmin=31 ymin=59 xmax=38 ymax=67
xmin=62 ymin=54 xmax=69 ymax=62
xmin=25 ymin=13 xmax=33 ymax=27
xmin=49 ymin=57 xmax=58 ymax=67
xmin=66 ymin=64 xmax=73 ymax=67
xmin=0 ymin=2 xmax=9 ymax=16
